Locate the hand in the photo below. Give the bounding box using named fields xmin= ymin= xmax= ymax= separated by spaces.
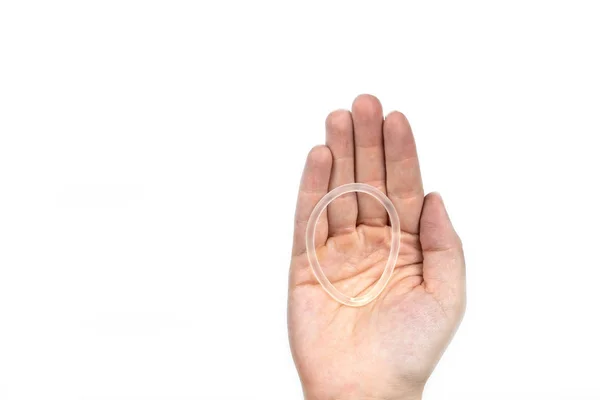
xmin=288 ymin=95 xmax=466 ymax=400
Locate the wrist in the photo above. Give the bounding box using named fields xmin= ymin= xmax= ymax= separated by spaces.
xmin=305 ymin=395 xmax=422 ymax=400
xmin=304 ymin=387 xmax=423 ymax=400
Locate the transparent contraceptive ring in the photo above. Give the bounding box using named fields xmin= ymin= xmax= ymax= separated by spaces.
xmin=305 ymin=183 xmax=401 ymax=307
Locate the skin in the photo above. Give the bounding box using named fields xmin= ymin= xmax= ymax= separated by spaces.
xmin=288 ymin=95 xmax=466 ymax=400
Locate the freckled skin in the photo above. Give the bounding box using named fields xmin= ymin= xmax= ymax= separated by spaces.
xmin=288 ymin=95 xmax=465 ymax=400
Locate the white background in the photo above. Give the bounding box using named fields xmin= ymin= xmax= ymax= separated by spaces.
xmin=1 ymin=1 xmax=599 ymax=399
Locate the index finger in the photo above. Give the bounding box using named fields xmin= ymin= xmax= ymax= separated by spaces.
xmin=383 ymin=111 xmax=424 ymax=234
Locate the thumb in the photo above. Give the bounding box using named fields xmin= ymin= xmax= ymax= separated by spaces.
xmin=420 ymin=192 xmax=466 ymax=312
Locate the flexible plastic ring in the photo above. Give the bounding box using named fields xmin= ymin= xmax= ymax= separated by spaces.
xmin=305 ymin=183 xmax=401 ymax=307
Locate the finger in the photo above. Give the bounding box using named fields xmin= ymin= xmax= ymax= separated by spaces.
xmin=420 ymin=193 xmax=466 ymax=313
xmin=383 ymin=111 xmax=425 ymax=234
xmin=352 ymin=94 xmax=387 ymax=226
xmin=292 ymin=145 xmax=333 ymax=256
xmin=325 ymin=110 xmax=358 ymax=235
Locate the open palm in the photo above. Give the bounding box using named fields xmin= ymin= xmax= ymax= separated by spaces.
xmin=288 ymin=95 xmax=466 ymax=400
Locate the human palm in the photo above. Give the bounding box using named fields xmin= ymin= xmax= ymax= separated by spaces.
xmin=288 ymin=95 xmax=466 ymax=400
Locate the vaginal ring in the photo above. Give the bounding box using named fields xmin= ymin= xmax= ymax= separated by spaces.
xmin=305 ymin=183 xmax=401 ymax=307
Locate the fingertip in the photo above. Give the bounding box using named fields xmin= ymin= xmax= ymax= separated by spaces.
xmin=423 ymin=191 xmax=445 ymax=210
xmin=384 ymin=110 xmax=409 ymax=125
xmin=384 ymin=111 xmax=412 ymax=136
xmin=325 ymin=110 xmax=354 ymax=156
xmin=420 ymin=192 xmax=458 ymax=252
xmin=383 ymin=110 xmax=417 ymax=161
xmin=425 ymin=192 xmax=453 ymax=222
xmin=426 ymin=191 xmax=443 ymax=205
xmin=307 ymin=145 xmax=333 ymax=167
xmin=325 ymin=109 xmax=352 ymax=131
xmin=351 ymin=94 xmax=383 ymax=120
